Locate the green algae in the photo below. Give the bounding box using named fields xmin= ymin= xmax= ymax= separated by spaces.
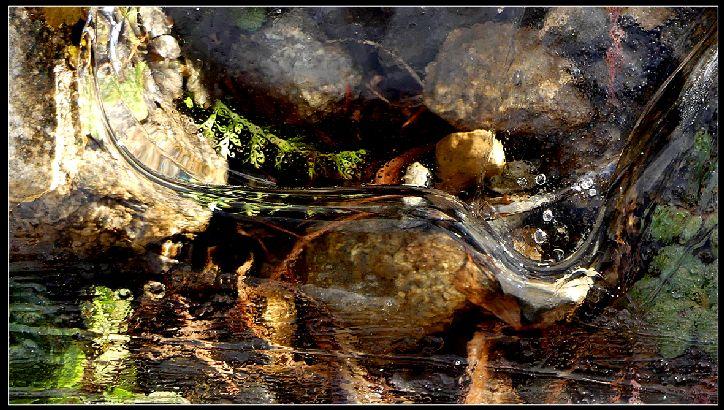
xmin=99 ymin=61 xmax=149 ymax=121
xmin=184 ymin=98 xmax=369 ymax=182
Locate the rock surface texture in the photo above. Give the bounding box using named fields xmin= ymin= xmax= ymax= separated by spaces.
xmin=9 ymin=7 xmax=226 ymax=266
xmin=424 ymin=21 xmax=594 ymax=136
xmin=299 ymin=220 xmax=493 ymax=353
xmin=170 ymin=8 xmax=364 ymax=125
xmin=435 ymin=129 xmax=506 ymax=193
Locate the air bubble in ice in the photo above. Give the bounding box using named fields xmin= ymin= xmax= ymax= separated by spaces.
xmin=533 ymin=229 xmax=548 ymax=244
xmin=535 ymin=174 xmax=547 ymax=185
xmin=553 ymin=248 xmax=565 ymax=261
xmin=542 ymin=209 xmax=554 ymax=222
xmin=588 ymin=188 xmax=597 ymax=197
xmin=581 ymin=177 xmax=594 ymax=190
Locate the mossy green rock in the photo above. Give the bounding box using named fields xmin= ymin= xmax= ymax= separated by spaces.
xmin=649 ymin=205 xmax=694 ymax=244
xmin=80 ymin=286 xmax=133 ymax=341
xmin=646 ymin=298 xmax=699 ymax=359
xmin=231 ymin=7 xmax=266 ymax=32
xmin=694 ymin=306 xmax=718 ymax=358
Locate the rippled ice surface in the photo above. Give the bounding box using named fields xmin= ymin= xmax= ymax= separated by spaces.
xmin=9 ymin=268 xmax=717 ymax=404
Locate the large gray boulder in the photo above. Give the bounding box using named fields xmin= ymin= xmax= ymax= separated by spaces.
xmin=224 ymin=9 xmax=363 ymax=124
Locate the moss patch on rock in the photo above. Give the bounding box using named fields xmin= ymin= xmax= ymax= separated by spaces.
xmin=182 ymin=98 xmax=369 ymax=183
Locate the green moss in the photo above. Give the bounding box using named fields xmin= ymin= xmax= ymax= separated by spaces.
xmin=708 ymin=218 xmax=718 ymax=259
xmin=99 ymin=62 xmax=149 ymax=121
xmin=646 ymin=297 xmax=699 ymax=359
xmin=54 ymin=343 xmax=87 ymax=389
xmin=185 ymin=99 xmax=369 ymax=181
xmin=104 ymin=387 xmax=136 ymax=402
xmin=692 ymin=129 xmax=713 ymax=167
xmin=80 ymin=286 xmax=133 ymax=343
xmin=628 ymin=274 xmax=662 ymax=306
xmin=650 ymin=245 xmax=688 ymax=276
xmin=680 ymin=214 xmax=703 ymax=242
xmin=231 ymin=7 xmax=266 ymax=32
xmin=683 ymin=130 xmax=716 ymax=205
xmin=649 ymin=205 xmax=693 ymax=244
xmin=693 ymin=306 xmax=718 ymax=359
xmin=103 ymin=387 xmax=189 ymax=404
xmin=631 ymin=231 xmax=718 ymax=359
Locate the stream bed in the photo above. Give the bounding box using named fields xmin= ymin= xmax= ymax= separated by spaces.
xmin=8 ymin=6 xmax=718 ymax=404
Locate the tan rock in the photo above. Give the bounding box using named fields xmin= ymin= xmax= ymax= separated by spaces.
xmin=9 ymin=7 xmax=226 ymax=265
xmin=435 ymin=129 xmax=506 ymax=193
xmin=299 ymin=221 xmax=475 ymax=353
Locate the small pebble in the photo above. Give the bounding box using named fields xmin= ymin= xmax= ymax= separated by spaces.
xmin=581 ymin=177 xmax=593 ymax=190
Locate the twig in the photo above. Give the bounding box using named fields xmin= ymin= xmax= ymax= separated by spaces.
xmin=327 ymin=38 xmax=424 ymax=89
xmin=270 ymin=212 xmax=371 ymax=282
xmin=373 ymin=143 xmax=434 ymax=185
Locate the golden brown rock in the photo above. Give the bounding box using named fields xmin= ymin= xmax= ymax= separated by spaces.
xmin=435 ymin=129 xmax=506 ymax=193
xmin=8 ymin=7 xmax=226 ymax=265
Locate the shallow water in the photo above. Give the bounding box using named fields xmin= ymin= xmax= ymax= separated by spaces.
xmin=9 ymin=6 xmax=718 ymax=403
xmin=9 ymin=267 xmax=717 ymax=404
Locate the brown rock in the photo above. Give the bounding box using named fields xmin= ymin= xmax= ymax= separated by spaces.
xmin=424 ymin=21 xmax=593 ymax=135
xmin=622 ymin=7 xmax=673 ymax=31
xmin=225 ymin=9 xmax=363 ymax=124
xmin=297 ymin=219 xmax=502 ymax=353
xmin=149 ymin=34 xmax=181 ymax=59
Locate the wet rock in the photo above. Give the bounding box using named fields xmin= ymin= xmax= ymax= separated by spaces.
xmin=380 ymin=7 xmax=522 ymax=83
xmin=9 ymin=8 xmax=59 ymax=202
xmin=659 ymin=8 xmax=718 ymax=61
xmin=539 ymin=7 xmax=713 ymax=131
xmin=298 ymin=220 xmax=486 ymax=353
xmin=306 ymin=7 xmax=393 ymax=75
xmin=138 ymin=6 xmax=172 ymax=38
xmin=539 ymin=7 xmax=611 ymax=53
xmin=555 ymin=122 xmax=624 ymax=180
xmin=224 ymin=8 xmax=362 ymax=124
xmin=148 ymin=59 xmax=184 ymax=100
xmin=424 ymin=21 xmax=594 ymax=135
xmin=511 ymin=227 xmax=544 ymax=261
xmin=123 ymin=99 xmax=227 ymax=184
xmin=9 ymin=7 xmax=225 ymax=265
xmin=489 ymin=160 xmax=540 ymax=194
xmin=435 ymin=129 xmax=506 ymax=193
xmin=621 ymin=7 xmax=673 ymax=31
xmin=184 ymin=59 xmax=211 ymax=108
xmin=402 ymin=162 xmax=431 ymax=187
xmin=149 ymin=34 xmax=181 ymax=59
xmin=143 ymin=281 xmax=166 ymax=300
